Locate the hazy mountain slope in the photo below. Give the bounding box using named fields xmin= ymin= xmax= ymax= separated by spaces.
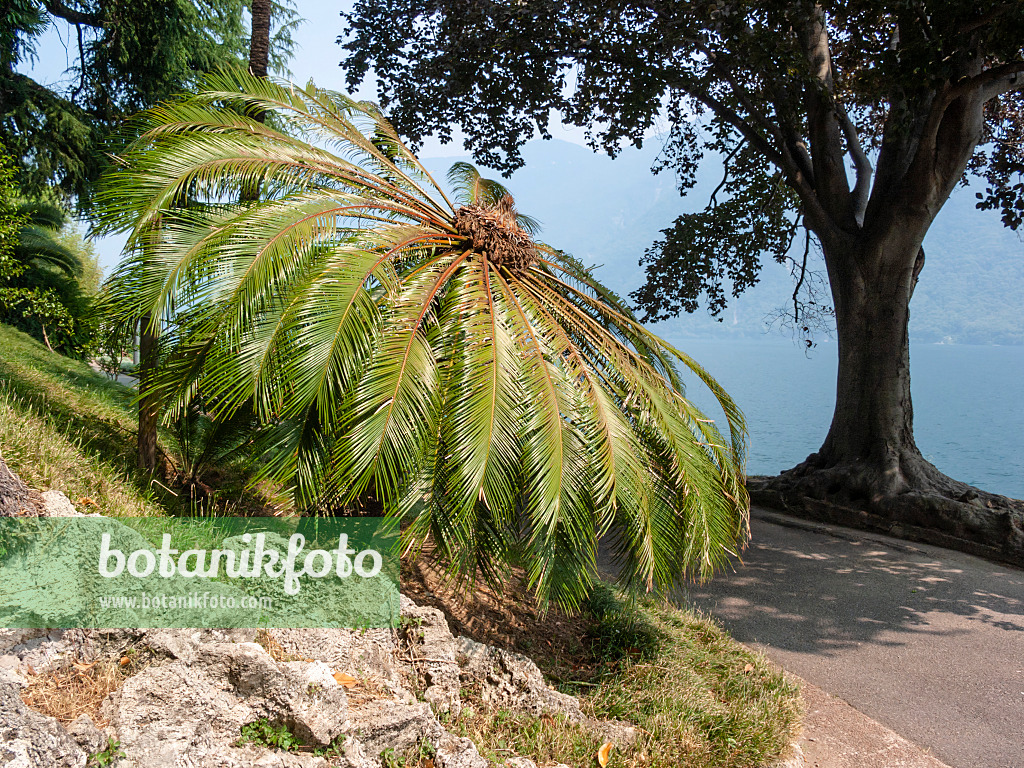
xmin=425 ymin=139 xmax=1023 ymax=345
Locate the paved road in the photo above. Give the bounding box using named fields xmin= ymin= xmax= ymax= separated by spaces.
xmin=679 ymin=509 xmax=1024 ymax=768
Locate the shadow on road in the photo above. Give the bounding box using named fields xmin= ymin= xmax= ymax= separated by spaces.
xmin=674 ymin=515 xmax=1024 ymax=655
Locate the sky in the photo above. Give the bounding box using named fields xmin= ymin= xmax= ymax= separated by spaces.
xmin=20 ymin=0 xmax=593 ymax=273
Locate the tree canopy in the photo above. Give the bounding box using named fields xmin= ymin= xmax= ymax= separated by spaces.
xmin=0 ymin=148 xmax=98 ymax=354
xmin=0 ymin=0 xmax=299 ymax=198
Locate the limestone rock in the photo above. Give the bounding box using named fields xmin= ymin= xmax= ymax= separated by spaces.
xmin=39 ymin=490 xmax=81 ymax=517
xmin=141 ymin=627 xmax=256 ymax=661
xmin=64 ymin=714 xmax=106 ymax=756
xmin=434 ymin=733 xmax=489 ymax=768
xmin=399 ymin=596 xmax=462 ymax=715
xmin=347 ymin=699 xmax=442 ymax=755
xmin=5 ymin=592 xmax=614 ymax=768
xmin=455 ymin=636 xmax=582 ymax=721
xmin=333 ymin=697 xmax=488 ymax=767
xmin=0 ymin=675 xmax=87 ymax=768
xmin=101 ymin=640 xmax=348 ymax=767
xmin=0 ymin=630 xmax=98 ymax=680
xmin=588 ymin=718 xmax=639 ymax=747
xmin=269 ymin=627 xmax=405 ymax=695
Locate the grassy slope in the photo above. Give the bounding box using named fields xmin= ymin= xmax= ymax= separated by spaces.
xmin=448 ymin=590 xmax=803 ymax=768
xmin=0 ymin=323 xmax=162 ymax=516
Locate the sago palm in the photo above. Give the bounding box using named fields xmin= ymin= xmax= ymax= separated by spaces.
xmin=95 ymin=70 xmax=749 ymax=608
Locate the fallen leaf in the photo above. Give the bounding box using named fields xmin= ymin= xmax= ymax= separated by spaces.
xmin=78 ymin=497 xmax=96 ymax=507
xmin=597 ymin=741 xmax=613 ymax=767
xmin=332 ymin=671 xmax=358 ymax=689
xmin=119 ymin=656 xmax=130 ymax=667
xmin=743 ymin=663 xmax=754 ymax=673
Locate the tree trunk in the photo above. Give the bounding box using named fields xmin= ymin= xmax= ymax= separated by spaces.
xmin=753 ymin=227 xmax=1024 ymax=566
xmin=248 ymin=0 xmax=272 ymax=79
xmin=137 ymin=313 xmax=161 ymax=478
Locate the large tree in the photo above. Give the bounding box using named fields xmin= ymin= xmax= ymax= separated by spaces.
xmin=341 ymin=0 xmax=1024 ymax=564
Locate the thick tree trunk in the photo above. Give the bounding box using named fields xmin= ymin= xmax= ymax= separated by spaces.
xmin=137 ymin=313 xmax=161 ymax=478
xmin=753 ymin=228 xmax=1024 ymax=566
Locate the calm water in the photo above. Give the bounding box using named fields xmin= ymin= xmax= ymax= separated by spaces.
xmin=675 ymin=339 xmax=1024 ymax=500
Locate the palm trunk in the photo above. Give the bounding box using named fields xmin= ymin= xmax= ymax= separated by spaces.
xmin=249 ymin=0 xmax=272 ymax=79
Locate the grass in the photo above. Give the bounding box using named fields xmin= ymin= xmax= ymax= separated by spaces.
xmin=587 ymin=602 xmax=802 ymax=767
xmin=0 ymin=323 xmax=283 ymax=517
xmin=444 ymin=586 xmax=802 ymax=768
xmin=0 ymin=324 xmax=165 ymax=516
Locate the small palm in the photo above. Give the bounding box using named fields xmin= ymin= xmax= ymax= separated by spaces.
xmin=96 ymin=70 xmax=749 ymax=608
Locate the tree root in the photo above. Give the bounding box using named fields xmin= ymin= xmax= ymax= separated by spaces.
xmin=749 ymin=457 xmax=1024 ymax=568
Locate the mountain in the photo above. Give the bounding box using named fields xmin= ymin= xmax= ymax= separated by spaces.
xmin=425 ymin=139 xmax=1024 ymax=346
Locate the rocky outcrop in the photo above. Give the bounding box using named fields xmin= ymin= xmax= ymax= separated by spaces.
xmin=0 ymin=671 xmax=87 ymax=768
xmin=397 ymin=598 xmax=464 ymax=716
xmin=0 ymin=468 xmax=621 ymax=767
xmin=0 ymin=593 xmax=596 ymax=768
xmin=455 ymin=636 xmax=582 ymax=721
xmin=101 ymin=638 xmax=348 ymax=766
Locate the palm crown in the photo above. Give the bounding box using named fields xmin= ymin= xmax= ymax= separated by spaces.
xmin=96 ymin=70 xmax=749 ymax=608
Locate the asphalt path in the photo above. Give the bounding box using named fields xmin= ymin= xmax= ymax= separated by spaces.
xmin=678 ymin=509 xmax=1024 ymax=768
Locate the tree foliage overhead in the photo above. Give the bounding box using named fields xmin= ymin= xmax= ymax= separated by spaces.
xmin=94 ymin=71 xmax=750 ymax=608
xmin=341 ymin=0 xmax=1024 ymax=320
xmin=0 ymin=0 xmax=299 ymax=198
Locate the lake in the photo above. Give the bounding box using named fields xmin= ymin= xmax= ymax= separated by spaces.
xmin=674 ymin=339 xmax=1024 ymax=500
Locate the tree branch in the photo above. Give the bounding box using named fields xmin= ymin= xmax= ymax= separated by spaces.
xmin=947 ymin=61 xmax=1024 ymax=102
xmin=697 ymin=41 xmax=817 ymax=186
xmin=797 ymin=5 xmax=853 ymax=229
xmin=793 ymin=226 xmax=810 ymax=323
xmin=981 ymin=64 xmax=1024 ymax=100
xmin=709 ymin=141 xmax=744 ymax=207
xmin=835 ymin=102 xmax=872 ymax=226
xmin=958 ymin=4 xmax=1012 ymax=37
xmin=41 ymin=0 xmax=103 ymax=28
xmin=679 ymin=78 xmax=833 ymax=237
xmin=71 ymin=23 xmax=86 ymax=100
